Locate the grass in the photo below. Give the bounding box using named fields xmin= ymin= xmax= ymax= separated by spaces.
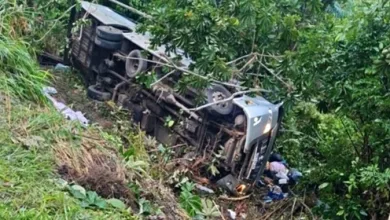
xmin=0 ymin=1 xmax=186 ymax=219
xmin=0 ymin=37 xmax=49 ymax=103
xmin=0 ymin=97 xmax=137 ymax=219
xmin=0 ymin=17 xmax=185 ymax=216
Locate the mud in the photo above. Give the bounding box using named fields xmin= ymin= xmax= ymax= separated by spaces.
xmin=50 ymin=69 xmax=115 ymax=129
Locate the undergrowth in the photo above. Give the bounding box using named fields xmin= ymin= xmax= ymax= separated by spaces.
xmin=0 ymin=0 xmax=69 ymax=54
xmin=0 ymin=37 xmax=48 ymax=103
xmin=0 ymin=97 xmax=135 ymax=219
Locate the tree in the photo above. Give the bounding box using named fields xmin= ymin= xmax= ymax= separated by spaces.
xmin=132 ymin=0 xmax=390 ymax=218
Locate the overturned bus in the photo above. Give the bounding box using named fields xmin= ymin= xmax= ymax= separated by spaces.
xmin=70 ymin=1 xmax=284 ymax=194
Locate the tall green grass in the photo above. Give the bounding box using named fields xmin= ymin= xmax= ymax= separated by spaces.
xmin=0 ymin=1 xmax=49 ymax=103
xmin=0 ymin=37 xmax=49 ymax=102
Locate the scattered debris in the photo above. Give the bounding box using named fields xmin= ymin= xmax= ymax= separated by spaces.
xmin=219 ymin=194 xmax=252 ymax=201
xmin=54 ymin=63 xmax=71 ymax=72
xmin=42 ymin=86 xmax=89 ymax=126
xmin=227 ymin=209 xmax=237 ymax=219
xmin=216 ymin=174 xmax=240 ymax=195
xmin=264 ymin=185 xmax=286 ymax=203
xmin=288 ymin=168 xmax=303 ymax=185
xmin=195 ymin=184 xmax=215 ymax=194
xmin=260 ymin=153 xmax=303 ymax=203
xmin=47 ymin=69 xmax=312 ymax=219
xmin=227 ymin=208 xmax=248 ymax=220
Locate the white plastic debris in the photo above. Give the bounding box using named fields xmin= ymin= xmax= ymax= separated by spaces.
xmin=195 ymin=184 xmax=215 ymax=194
xmin=42 ymin=87 xmax=89 ymax=126
xmin=278 ymin=178 xmax=288 ymax=184
xmin=54 ymin=63 xmax=71 ymax=72
xmin=227 ymin=209 xmax=237 ymax=220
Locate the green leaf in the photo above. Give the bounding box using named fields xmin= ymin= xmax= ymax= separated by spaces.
xmin=107 ymin=198 xmax=127 ymax=210
xmin=80 ymin=201 xmax=90 ymax=208
xmin=208 ymin=164 xmax=220 ymax=176
xmin=336 ymin=209 xmax=344 ymax=216
xmin=138 ymin=198 xmax=153 ymax=215
xmin=69 ymin=185 xmax=86 ymax=199
xmin=157 ymin=144 xmax=166 ymax=153
xmin=122 ymin=148 xmax=135 ymax=159
xmin=55 ymin=178 xmax=68 ymax=189
xmin=199 ymin=199 xmax=220 ymax=217
xmin=168 ymin=120 xmax=175 ymax=128
xmin=95 ymin=198 xmax=107 ymax=209
xmin=318 ymin=182 xmax=329 ymax=190
xmin=86 ymin=191 xmax=98 ymax=203
xmin=360 ymin=210 xmax=368 ymax=216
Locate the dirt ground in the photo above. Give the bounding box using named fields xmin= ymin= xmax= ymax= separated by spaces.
xmin=50 ymin=69 xmax=114 ymax=128
xmin=49 ymin=68 xmax=315 ymax=220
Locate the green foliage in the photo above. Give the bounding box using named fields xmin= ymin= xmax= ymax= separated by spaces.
xmin=125 ymin=155 xmax=150 ymax=176
xmin=164 ymin=115 xmax=175 ymax=128
xmin=79 ymin=190 xmax=106 ymax=209
xmin=157 ymin=143 xmax=174 ymax=162
xmin=107 ymin=198 xmax=127 ymax=210
xmin=0 ymin=99 xmax=134 ymax=219
xmin=137 ymin=0 xmax=328 ymax=93
xmin=342 ymin=165 xmax=390 ymax=218
xmin=2 ymin=0 xmax=390 ymax=218
xmin=208 ymin=155 xmax=221 ymax=176
xmin=0 ymin=37 xmax=48 ymax=102
xmin=1 ymin=0 xmax=71 ymax=54
xmin=136 ymin=71 xmax=157 ymax=88
xmin=179 ymin=182 xmax=202 ymax=217
xmin=196 ymin=199 xmax=221 ymax=219
xmin=168 ymin=168 xmax=190 ymax=188
xmin=278 ymin=2 xmax=390 ymax=217
xmin=134 ymin=0 xmax=390 ymax=218
xmin=137 ymin=198 xmax=162 ymax=216
xmin=67 ymin=185 xmax=129 ymax=211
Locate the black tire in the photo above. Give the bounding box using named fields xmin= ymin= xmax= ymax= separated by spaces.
xmin=96 ymin=26 xmax=123 ymax=41
xmin=206 ymin=84 xmax=234 ymax=115
xmin=87 ymin=84 xmax=111 ymax=101
xmin=125 ymin=49 xmax=148 ymax=78
xmin=94 ymin=36 xmax=121 ymax=50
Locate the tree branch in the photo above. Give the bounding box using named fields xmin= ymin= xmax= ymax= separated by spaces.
xmin=258 ymin=61 xmax=294 ymax=90
xmin=226 ymin=53 xmax=255 ymax=65
xmin=218 ymin=194 xmax=252 ymax=201
xmin=340 ymin=118 xmax=360 ymax=157
xmin=108 ymin=0 xmax=153 ymax=20
xmin=189 ymin=88 xmax=271 ymax=112
xmin=150 ymin=70 xmax=176 ymax=87
xmin=116 ymin=53 xmax=251 ymax=89
xmin=238 ymin=55 xmax=257 ymax=73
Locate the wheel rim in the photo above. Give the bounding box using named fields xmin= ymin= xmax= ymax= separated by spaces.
xmin=212 ymin=91 xmax=228 ymax=109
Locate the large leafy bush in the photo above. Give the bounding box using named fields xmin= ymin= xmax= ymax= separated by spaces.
xmin=129 ymin=0 xmax=390 ymax=218
xmin=279 ymin=1 xmax=390 ymax=218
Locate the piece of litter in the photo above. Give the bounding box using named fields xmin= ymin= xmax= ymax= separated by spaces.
xmin=195 ymin=184 xmax=215 ymax=194
xmin=267 ymin=185 xmax=285 ymax=201
xmin=263 ymin=196 xmax=273 ymax=203
xmin=278 ymin=178 xmax=288 ymax=184
xmin=54 ymin=63 xmax=71 ymax=72
xmin=269 ymin=161 xmax=287 ymax=173
xmin=227 ymin=209 xmax=237 ymax=220
xmin=42 ymin=86 xmax=89 ymax=127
